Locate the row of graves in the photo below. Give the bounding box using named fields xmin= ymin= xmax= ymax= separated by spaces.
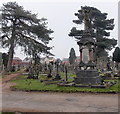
xmin=24 ymin=58 xmax=119 ymax=89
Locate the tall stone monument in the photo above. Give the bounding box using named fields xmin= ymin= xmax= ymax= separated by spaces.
xmin=74 ymin=9 xmax=101 ymax=85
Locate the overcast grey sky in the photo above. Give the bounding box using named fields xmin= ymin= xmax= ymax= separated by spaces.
xmin=0 ymin=0 xmax=119 ymax=60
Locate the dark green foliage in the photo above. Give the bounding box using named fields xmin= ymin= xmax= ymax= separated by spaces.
xmin=96 ymin=38 xmax=117 ymax=57
xmin=2 ymin=53 xmax=8 ymax=69
xmin=113 ymin=47 xmax=120 ymax=63
xmin=69 ymin=48 xmax=76 ymax=64
xmin=0 ymin=2 xmax=54 ymax=71
xmin=69 ymin=6 xmax=117 ymax=57
xmin=1 ymin=2 xmax=53 ymax=54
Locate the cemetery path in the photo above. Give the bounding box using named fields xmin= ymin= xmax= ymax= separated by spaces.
xmin=1 ymin=72 xmax=22 ymax=92
xmin=0 ymin=72 xmax=119 ymax=112
xmin=2 ymin=72 xmax=23 ymax=83
xmin=2 ymin=90 xmax=118 ymax=112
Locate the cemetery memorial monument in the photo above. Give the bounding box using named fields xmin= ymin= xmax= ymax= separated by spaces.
xmin=74 ymin=8 xmax=101 ymax=85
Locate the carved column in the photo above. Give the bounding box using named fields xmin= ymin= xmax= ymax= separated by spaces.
xmin=89 ymin=48 xmax=94 ymax=61
xmin=80 ymin=48 xmax=82 ymax=62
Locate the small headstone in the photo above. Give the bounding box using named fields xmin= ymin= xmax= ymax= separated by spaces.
xmin=53 ymin=60 xmax=61 ymax=80
xmin=65 ymin=66 xmax=68 ymax=82
xmin=54 ymin=74 xmax=61 ymax=80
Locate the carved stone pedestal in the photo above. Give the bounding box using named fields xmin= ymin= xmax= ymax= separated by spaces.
xmin=74 ymin=69 xmax=101 ymax=85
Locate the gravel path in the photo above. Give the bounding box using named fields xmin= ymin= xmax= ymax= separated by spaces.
xmin=0 ymin=72 xmax=119 ymax=112
xmin=2 ymin=91 xmax=119 ymax=112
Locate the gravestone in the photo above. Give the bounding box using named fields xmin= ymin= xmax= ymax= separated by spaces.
xmin=47 ymin=62 xmax=53 ymax=78
xmin=27 ymin=65 xmax=34 ymax=79
xmin=65 ymin=66 xmax=68 ymax=82
xmin=54 ymin=60 xmax=61 ymax=80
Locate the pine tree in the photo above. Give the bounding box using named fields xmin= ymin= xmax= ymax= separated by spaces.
xmin=69 ymin=6 xmax=117 ymax=58
xmin=2 ymin=53 xmax=8 ymax=69
xmin=69 ymin=48 xmax=76 ymax=65
xmin=113 ymin=47 xmax=120 ymax=63
xmin=0 ymin=2 xmax=54 ymax=71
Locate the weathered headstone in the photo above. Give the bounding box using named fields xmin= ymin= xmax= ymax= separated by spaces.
xmin=27 ymin=65 xmax=34 ymax=79
xmin=65 ymin=66 xmax=68 ymax=82
xmin=47 ymin=62 xmax=53 ymax=78
xmin=54 ymin=60 xmax=61 ymax=80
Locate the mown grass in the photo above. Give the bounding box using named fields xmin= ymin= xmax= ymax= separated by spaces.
xmin=59 ymin=72 xmax=76 ymax=81
xmin=0 ymin=74 xmax=2 ymax=78
xmin=10 ymin=72 xmax=119 ymax=93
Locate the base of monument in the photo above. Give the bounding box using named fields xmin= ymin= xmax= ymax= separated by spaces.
xmin=74 ymin=69 xmax=101 ymax=85
xmin=58 ymin=82 xmax=106 ymax=88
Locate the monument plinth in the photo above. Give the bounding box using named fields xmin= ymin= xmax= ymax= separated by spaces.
xmin=74 ymin=69 xmax=101 ymax=85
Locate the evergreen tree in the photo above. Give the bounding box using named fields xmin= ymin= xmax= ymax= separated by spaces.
xmin=69 ymin=6 xmax=117 ymax=58
xmin=2 ymin=53 xmax=8 ymax=69
xmin=113 ymin=47 xmax=120 ymax=63
xmin=69 ymin=48 xmax=76 ymax=65
xmin=0 ymin=2 xmax=54 ymax=71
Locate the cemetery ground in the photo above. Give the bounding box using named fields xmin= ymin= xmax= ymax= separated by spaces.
xmin=9 ymin=72 xmax=119 ymax=93
xmin=1 ymin=70 xmax=119 ymax=112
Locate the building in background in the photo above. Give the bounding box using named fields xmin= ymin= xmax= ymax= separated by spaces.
xmin=75 ymin=56 xmax=80 ymax=64
xmin=42 ymin=57 xmax=55 ymax=64
xmin=12 ymin=57 xmax=22 ymax=69
xmin=22 ymin=57 xmax=33 ymax=68
xmin=62 ymin=58 xmax=69 ymax=65
xmin=61 ymin=56 xmax=81 ymax=65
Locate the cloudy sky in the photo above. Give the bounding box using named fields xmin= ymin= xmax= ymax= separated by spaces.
xmin=0 ymin=0 xmax=119 ymax=60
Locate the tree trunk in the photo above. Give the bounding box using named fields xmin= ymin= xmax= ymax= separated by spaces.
xmin=7 ymin=43 xmax=14 ymax=72
xmin=7 ymin=20 xmax=16 ymax=72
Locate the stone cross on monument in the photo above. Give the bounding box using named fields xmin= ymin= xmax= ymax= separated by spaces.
xmin=83 ymin=9 xmax=91 ymax=33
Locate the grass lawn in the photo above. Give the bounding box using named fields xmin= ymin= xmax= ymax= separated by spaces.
xmin=10 ymin=72 xmax=119 ymax=93
xmin=0 ymin=74 xmax=2 ymax=78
